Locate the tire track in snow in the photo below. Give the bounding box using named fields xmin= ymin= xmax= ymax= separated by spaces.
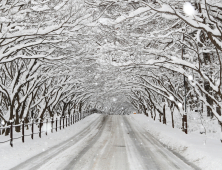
xmin=62 ymin=115 xmax=108 ymax=170
xmin=123 ymin=116 xmax=200 ymax=170
xmin=10 ymin=115 xmax=104 ymax=170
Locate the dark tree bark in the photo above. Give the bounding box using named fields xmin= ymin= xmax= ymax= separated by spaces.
xmin=163 ymin=104 xmax=166 ymax=124
xmin=153 ymin=108 xmax=156 ymax=120
xmin=204 ymin=80 xmax=214 ymax=118
xmin=170 ymin=103 xmax=175 ymax=128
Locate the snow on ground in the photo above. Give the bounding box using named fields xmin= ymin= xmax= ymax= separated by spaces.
xmin=131 ymin=114 xmax=222 ymax=170
xmin=164 ymin=107 xmax=221 ymax=139
xmin=1 ymin=113 xmax=221 ymax=170
xmin=0 ymin=114 xmax=100 ymax=170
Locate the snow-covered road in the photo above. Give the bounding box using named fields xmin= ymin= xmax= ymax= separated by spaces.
xmin=10 ymin=115 xmax=199 ymax=170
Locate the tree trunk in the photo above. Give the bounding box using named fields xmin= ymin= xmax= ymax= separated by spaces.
xmin=79 ymin=102 xmax=83 ymax=113
xmin=143 ymin=104 xmax=148 ymax=117
xmin=182 ymin=116 xmax=184 ymax=132
xmin=220 ymin=122 xmax=222 ymax=143
xmin=4 ymin=121 xmax=10 ymax=136
xmin=163 ymin=105 xmax=166 ymax=124
xmin=171 ymin=109 xmax=174 ymax=128
xmin=40 ymin=106 xmax=47 ymax=120
xmin=24 ymin=116 xmax=29 ymax=130
xmin=5 ymin=103 xmax=15 ymax=136
xmin=170 ymin=103 xmax=175 ymax=128
xmin=204 ymin=80 xmax=214 ymax=118
xmin=15 ymin=101 xmax=21 ymax=132
xmin=47 ymin=107 xmax=53 ymax=118
xmin=150 ymin=108 xmax=153 ymax=118
xmin=153 ymin=109 xmax=156 ymax=121
xmin=15 ymin=110 xmax=20 ymax=132
xmin=19 ymin=98 xmax=27 ymax=119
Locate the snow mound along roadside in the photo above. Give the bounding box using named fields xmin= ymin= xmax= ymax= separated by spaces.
xmin=0 ymin=113 xmax=101 ymax=170
xmin=130 ymin=114 xmax=222 ymax=170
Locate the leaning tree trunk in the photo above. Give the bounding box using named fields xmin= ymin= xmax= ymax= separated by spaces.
xmin=150 ymin=108 xmax=153 ymax=118
xmin=142 ymin=104 xmax=148 ymax=117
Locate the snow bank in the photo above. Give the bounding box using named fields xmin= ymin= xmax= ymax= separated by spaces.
xmin=0 ymin=114 xmax=101 ymax=170
xmin=131 ymin=114 xmax=222 ymax=170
